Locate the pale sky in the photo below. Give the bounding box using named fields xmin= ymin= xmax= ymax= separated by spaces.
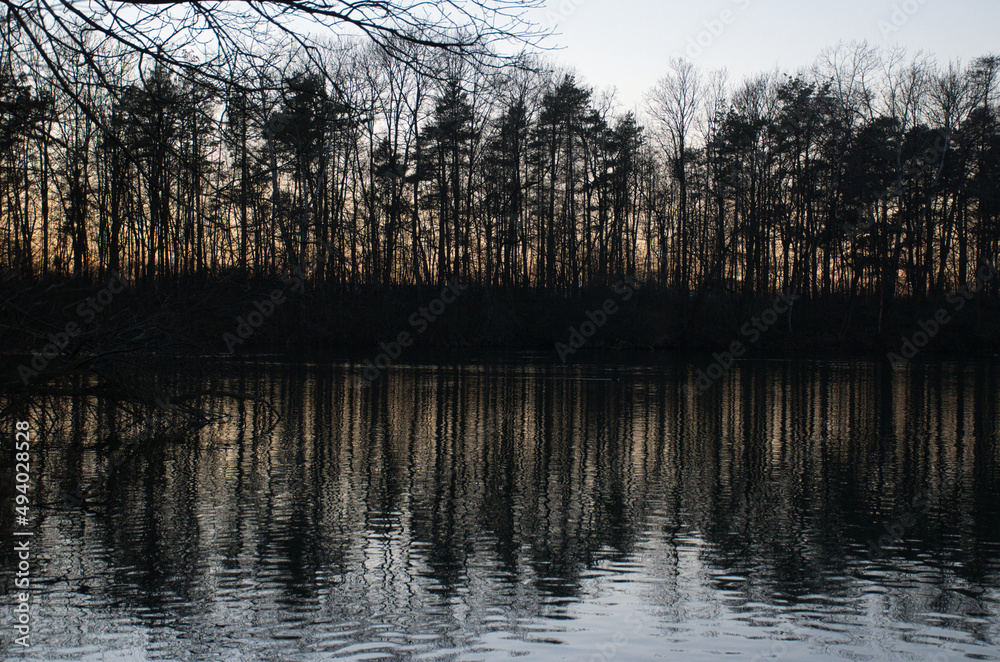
xmin=526 ymin=0 xmax=999 ymax=111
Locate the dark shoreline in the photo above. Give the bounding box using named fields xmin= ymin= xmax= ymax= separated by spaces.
xmin=3 ymin=275 xmax=999 ymax=387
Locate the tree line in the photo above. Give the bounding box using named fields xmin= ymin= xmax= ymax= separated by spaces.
xmin=1 ymin=33 xmax=997 ymax=302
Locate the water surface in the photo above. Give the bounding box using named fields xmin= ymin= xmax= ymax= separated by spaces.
xmin=3 ymin=354 xmax=1000 ymax=661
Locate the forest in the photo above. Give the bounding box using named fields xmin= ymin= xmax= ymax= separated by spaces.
xmin=1 ymin=4 xmax=999 ymax=359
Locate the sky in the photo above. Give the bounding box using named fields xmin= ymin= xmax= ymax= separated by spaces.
xmin=525 ymin=0 xmax=999 ymax=111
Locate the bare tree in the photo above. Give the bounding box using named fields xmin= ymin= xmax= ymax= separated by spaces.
xmin=0 ymin=0 xmax=546 ymax=88
xmin=647 ymin=57 xmax=703 ymax=288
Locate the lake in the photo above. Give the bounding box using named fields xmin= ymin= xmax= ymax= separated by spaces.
xmin=3 ymin=354 xmax=1000 ymax=661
